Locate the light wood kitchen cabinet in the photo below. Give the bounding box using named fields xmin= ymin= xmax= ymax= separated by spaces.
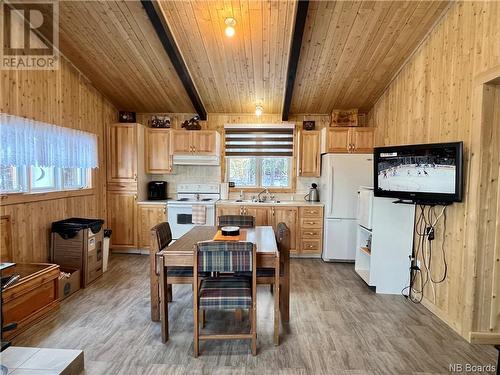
xmin=244 ymin=206 xmax=270 ymax=226
xmin=298 ymin=206 xmax=323 ymax=255
xmin=216 ymin=205 xmax=241 ymax=219
xmin=216 ymin=203 xmax=323 ymax=256
xmin=216 ymin=205 xmax=271 ymax=226
xmin=191 ymin=131 xmax=216 ymax=154
xmin=145 ymin=128 xmax=172 ymax=174
xmin=107 ymin=123 xmax=138 ymax=183
xmin=269 ymin=206 xmax=298 ymax=252
xmin=107 ymin=190 xmax=137 ymax=249
xmin=298 ymin=130 xmax=321 ymax=177
xmin=171 ymin=130 xmax=217 ymax=155
xmin=171 ymin=130 xmax=191 ymax=154
xmin=351 ymin=127 xmax=374 ymax=153
xmin=137 ymin=204 xmax=167 ymax=248
xmin=325 ymin=127 xmax=374 ymax=154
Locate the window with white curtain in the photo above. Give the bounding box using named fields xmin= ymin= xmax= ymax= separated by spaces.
xmin=0 ymin=114 xmax=98 ymax=194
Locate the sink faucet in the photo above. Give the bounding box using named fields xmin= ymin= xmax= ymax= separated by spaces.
xmin=258 ymin=188 xmax=269 ymax=202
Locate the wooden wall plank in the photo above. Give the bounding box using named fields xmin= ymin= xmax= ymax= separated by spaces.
xmin=0 ymin=57 xmax=116 ymax=263
xmin=368 ymin=1 xmax=500 ymax=340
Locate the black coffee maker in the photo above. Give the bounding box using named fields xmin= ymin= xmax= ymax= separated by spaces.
xmin=148 ymin=181 xmax=167 ymax=200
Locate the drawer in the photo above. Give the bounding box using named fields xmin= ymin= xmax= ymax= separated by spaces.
xmin=300 ymin=207 xmax=323 ymax=218
xmin=301 ymin=228 xmax=322 ymax=238
xmin=301 ymin=239 xmax=322 ymax=253
xmin=300 ymin=218 xmax=323 ymax=228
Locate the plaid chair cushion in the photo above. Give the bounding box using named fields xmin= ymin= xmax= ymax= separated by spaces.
xmin=199 ymin=277 xmax=252 ymax=310
xmin=151 ymin=222 xmax=172 ymax=251
xmin=198 ymin=241 xmax=253 ymax=273
xmin=218 ymin=215 xmax=255 ymax=228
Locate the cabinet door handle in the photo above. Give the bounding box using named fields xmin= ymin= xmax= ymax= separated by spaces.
xmin=134 ymin=194 xmax=137 ymax=201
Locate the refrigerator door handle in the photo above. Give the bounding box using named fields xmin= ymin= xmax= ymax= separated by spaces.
xmin=329 ymin=165 xmax=335 ymax=217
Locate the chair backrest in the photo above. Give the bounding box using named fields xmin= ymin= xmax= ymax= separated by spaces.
xmin=218 ymin=215 xmax=255 ymax=228
xmin=197 ymin=241 xmax=254 ymax=273
xmin=150 ymin=222 xmax=172 ymax=252
xmin=276 ymin=222 xmax=290 ymax=266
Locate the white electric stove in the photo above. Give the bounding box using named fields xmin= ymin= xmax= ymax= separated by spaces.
xmin=167 ymin=183 xmax=220 ymax=240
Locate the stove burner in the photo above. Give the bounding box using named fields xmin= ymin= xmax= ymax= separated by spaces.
xmin=177 ymin=198 xmax=189 ymax=201
xmin=201 ymin=198 xmax=213 ymax=202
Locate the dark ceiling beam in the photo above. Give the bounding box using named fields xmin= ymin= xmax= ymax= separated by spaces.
xmin=141 ymin=0 xmax=207 ymax=120
xmin=282 ymin=0 xmax=310 ymax=121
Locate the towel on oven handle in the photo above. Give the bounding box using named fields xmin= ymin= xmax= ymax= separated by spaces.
xmin=191 ymin=205 xmax=206 ymax=225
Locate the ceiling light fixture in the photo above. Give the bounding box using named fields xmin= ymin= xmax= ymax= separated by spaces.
xmin=225 ymin=17 xmax=236 ymax=38
xmin=255 ymin=104 xmax=263 ymax=117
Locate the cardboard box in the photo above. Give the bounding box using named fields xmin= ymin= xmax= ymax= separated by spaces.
xmin=58 ymin=268 xmax=81 ymax=300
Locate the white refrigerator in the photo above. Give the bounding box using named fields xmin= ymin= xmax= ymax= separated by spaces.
xmin=319 ymin=154 xmax=373 ymax=261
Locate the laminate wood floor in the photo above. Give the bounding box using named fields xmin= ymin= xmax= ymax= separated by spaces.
xmin=13 ymin=255 xmax=497 ymax=375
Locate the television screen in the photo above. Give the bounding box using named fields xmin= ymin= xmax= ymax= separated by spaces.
xmin=374 ymin=142 xmax=463 ymax=203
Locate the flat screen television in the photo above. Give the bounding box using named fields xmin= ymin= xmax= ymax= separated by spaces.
xmin=374 ymin=141 xmax=463 ymax=204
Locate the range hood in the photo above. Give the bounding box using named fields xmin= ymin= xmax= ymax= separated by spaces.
xmin=172 ymin=154 xmax=220 ymax=166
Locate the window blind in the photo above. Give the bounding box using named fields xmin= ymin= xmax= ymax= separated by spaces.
xmin=224 ymin=125 xmax=294 ymax=157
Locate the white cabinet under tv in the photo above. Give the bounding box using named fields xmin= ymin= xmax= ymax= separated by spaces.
xmin=355 ymin=187 xmax=415 ymax=294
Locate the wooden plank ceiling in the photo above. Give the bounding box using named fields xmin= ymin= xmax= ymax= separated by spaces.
xmin=50 ymin=0 xmax=450 ymax=115
xmin=54 ymin=1 xmax=194 ymax=112
xmin=290 ymin=1 xmax=449 ymax=113
xmin=157 ymin=0 xmax=297 ymax=114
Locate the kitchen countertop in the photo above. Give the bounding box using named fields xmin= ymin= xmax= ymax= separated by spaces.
xmin=216 ymin=199 xmax=324 ymax=207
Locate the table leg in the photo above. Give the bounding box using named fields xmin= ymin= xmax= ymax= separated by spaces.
xmin=160 ymin=259 xmax=169 ymax=343
xmin=150 ymin=250 xmax=160 ymax=322
xmin=280 ymin=256 xmax=290 ymax=323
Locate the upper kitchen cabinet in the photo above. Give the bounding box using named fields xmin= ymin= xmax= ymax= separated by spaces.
xmin=323 ymin=127 xmax=374 ymax=154
xmin=145 ymin=128 xmax=172 ymax=174
xmin=171 ymin=130 xmax=218 ymax=155
xmin=107 ymin=123 xmax=138 ymax=184
xmin=298 ymin=130 xmax=321 ymax=177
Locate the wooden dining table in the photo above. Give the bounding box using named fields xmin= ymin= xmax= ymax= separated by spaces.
xmin=156 ymin=226 xmax=287 ymax=345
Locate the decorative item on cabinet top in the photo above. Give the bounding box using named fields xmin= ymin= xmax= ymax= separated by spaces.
xmin=181 ymin=115 xmax=201 ymax=130
xmin=150 ymin=115 xmax=171 ymax=128
xmin=331 ymin=109 xmax=358 ymax=127
xmin=119 ymin=111 xmax=136 ymax=123
xmin=303 ymin=121 xmax=315 ymax=130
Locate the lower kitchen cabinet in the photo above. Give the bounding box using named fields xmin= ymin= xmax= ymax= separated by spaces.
xmin=216 ymin=203 xmax=323 ymax=256
xmin=216 ymin=205 xmax=242 ymax=218
xmin=245 ymin=206 xmax=270 ymax=226
xmin=298 ymin=207 xmax=323 ymax=255
xmin=270 ymin=206 xmax=298 ymax=253
xmin=137 ymin=204 xmax=167 ymax=249
xmin=107 ymin=191 xmax=137 ymax=249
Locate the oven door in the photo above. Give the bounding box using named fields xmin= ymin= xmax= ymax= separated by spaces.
xmin=167 ymin=204 xmax=215 ymax=240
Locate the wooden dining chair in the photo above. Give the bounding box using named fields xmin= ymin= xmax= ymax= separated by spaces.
xmin=218 ymin=215 xmax=255 ymax=228
xmin=255 ymin=222 xmax=290 ymax=345
xmin=193 ymin=241 xmax=257 ymax=357
xmin=150 ymin=222 xmax=207 ymax=342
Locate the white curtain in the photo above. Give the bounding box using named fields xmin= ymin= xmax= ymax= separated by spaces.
xmin=0 ymin=113 xmax=98 ymax=169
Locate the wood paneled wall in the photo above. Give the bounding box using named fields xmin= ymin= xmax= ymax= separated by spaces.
xmin=368 ymin=1 xmax=500 ymax=341
xmin=0 ymin=58 xmax=116 ymax=263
